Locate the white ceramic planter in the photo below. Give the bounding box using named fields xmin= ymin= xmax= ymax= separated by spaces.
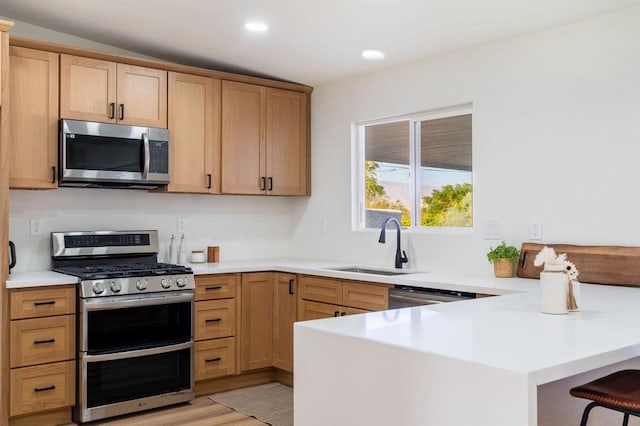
xmin=540 ymin=265 xmax=568 ymax=314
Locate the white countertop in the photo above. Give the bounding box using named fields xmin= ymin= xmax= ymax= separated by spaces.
xmin=5 ymin=270 xmax=78 ymax=288
xmin=5 ymin=258 xmax=539 ymax=295
xmin=296 ymin=282 xmax=640 ymax=385
xmin=190 ymin=258 xmax=539 ymax=295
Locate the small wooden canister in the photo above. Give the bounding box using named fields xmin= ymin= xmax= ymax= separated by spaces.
xmin=207 ymin=246 xmax=220 ymax=263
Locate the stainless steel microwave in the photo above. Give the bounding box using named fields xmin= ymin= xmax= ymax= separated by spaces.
xmin=59 ymin=119 xmax=170 ymax=189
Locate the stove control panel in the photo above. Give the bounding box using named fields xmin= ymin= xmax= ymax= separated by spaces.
xmin=80 ymin=274 xmax=195 ymax=298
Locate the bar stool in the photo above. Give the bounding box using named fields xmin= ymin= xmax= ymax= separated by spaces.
xmin=570 ymin=370 xmax=640 ymax=426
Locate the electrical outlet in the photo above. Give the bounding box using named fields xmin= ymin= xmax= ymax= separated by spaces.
xmin=177 ymin=217 xmax=186 ymax=235
xmin=320 ymin=218 xmax=328 ymax=235
xmin=483 ymin=220 xmax=501 ymax=240
xmin=30 ymin=218 xmax=42 ymax=236
xmin=529 ymin=217 xmax=543 ymax=240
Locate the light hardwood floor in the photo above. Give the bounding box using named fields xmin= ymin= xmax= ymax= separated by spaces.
xmin=64 ymin=397 xmax=266 ymax=426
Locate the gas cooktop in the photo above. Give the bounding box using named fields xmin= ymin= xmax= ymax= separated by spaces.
xmin=54 ymin=262 xmax=193 ymax=280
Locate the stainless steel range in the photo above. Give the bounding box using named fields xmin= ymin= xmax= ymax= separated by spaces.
xmin=51 ymin=230 xmax=195 ymax=423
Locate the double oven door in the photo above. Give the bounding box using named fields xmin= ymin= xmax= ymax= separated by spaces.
xmin=76 ymin=290 xmax=194 ymax=423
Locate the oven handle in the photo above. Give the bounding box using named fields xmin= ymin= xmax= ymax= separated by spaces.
xmin=83 ymin=341 xmax=193 ymax=363
xmin=142 ymin=133 xmax=150 ymax=179
xmin=82 ymin=291 xmax=194 ymax=311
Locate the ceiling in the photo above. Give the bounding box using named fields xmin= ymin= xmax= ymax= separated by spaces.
xmin=1 ymin=0 xmax=638 ymax=86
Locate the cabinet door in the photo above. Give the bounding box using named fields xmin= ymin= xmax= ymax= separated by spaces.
xmin=342 ymin=281 xmax=390 ymax=311
xmin=166 ymin=72 xmax=220 ymax=193
xmin=299 ymin=275 xmax=342 ymax=305
xmin=116 ymin=64 xmax=167 ymax=128
xmin=273 ymin=273 xmax=296 ymax=372
xmin=9 ymin=47 xmax=59 ymax=189
xmin=266 ymin=89 xmax=308 ymax=195
xmin=298 ymin=300 xmax=342 ymax=321
xmin=240 ymin=272 xmax=273 ymax=371
xmin=221 ymin=81 xmax=266 ymax=194
xmin=60 ymin=54 xmax=116 ymax=123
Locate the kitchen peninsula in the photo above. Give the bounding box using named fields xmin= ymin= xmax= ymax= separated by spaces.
xmin=294 ymin=281 xmax=640 ymax=426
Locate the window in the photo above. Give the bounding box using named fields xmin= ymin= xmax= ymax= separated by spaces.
xmin=355 ymin=105 xmax=472 ymax=230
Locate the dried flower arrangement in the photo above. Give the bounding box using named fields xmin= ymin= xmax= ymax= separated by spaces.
xmin=534 ymin=246 xmax=580 ymax=310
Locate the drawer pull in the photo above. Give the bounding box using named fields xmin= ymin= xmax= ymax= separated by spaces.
xmin=34 ymin=338 xmax=56 ymax=345
xmin=34 ymin=385 xmax=56 ymax=393
xmin=205 ymin=286 xmax=223 ymax=291
xmin=288 ymin=279 xmax=294 ymax=295
xmin=205 ymin=318 xmax=222 ymax=323
xmin=205 ymin=357 xmax=222 ymax=363
xmin=334 ymin=311 xmax=340 ymax=317
xmin=34 ymin=301 xmax=56 ymax=306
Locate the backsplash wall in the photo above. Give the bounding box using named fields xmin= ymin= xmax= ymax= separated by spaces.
xmin=9 ymin=189 xmax=297 ymax=272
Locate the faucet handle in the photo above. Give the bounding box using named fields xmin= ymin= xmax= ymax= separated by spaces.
xmin=401 ymin=250 xmax=409 ymax=263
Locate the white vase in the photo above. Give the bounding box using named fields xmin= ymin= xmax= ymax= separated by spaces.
xmin=540 ymin=265 xmax=568 ymax=314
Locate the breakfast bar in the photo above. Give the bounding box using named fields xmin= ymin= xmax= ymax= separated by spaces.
xmin=294 ymin=283 xmax=640 ymax=426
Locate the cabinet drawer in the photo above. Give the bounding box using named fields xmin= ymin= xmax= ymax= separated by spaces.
xmin=299 ymin=275 xmax=342 ymax=305
xmin=298 ymin=300 xmax=342 ymax=321
xmin=195 ymin=274 xmax=238 ymax=301
xmin=10 ymin=361 xmax=75 ymax=417
xmin=10 ymin=315 xmax=75 ymax=368
xmin=195 ymin=299 xmax=236 ymax=340
xmin=194 ymin=337 xmax=235 ymax=381
xmin=10 ymin=286 xmax=76 ymax=320
xmin=342 ymin=281 xmax=391 ymax=311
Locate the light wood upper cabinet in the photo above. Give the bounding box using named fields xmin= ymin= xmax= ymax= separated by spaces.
xmin=60 ymin=55 xmax=115 ymax=123
xmin=240 ymin=272 xmax=274 ymax=371
xmin=221 ymin=81 xmax=308 ymax=195
xmin=273 ymin=273 xmax=296 ymax=372
xmin=116 ymin=64 xmax=167 ymax=127
xmin=9 ymin=47 xmax=59 ymax=189
xmin=221 ymin=81 xmax=265 ymax=195
xmin=165 ymin=72 xmax=221 ymax=193
xmin=266 ymin=88 xmax=307 ymax=195
xmin=60 ymin=54 xmax=167 ymax=128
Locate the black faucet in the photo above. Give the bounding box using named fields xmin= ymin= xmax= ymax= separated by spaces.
xmin=378 ymin=217 xmax=409 ymax=269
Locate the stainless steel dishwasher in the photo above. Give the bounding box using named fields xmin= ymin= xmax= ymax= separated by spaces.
xmin=388 ymin=285 xmax=476 ymax=308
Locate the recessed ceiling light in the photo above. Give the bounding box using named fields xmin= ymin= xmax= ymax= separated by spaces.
xmin=245 ymin=21 xmax=268 ymax=32
xmin=361 ymin=49 xmax=385 ymax=60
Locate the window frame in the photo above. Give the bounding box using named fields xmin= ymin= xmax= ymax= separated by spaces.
xmin=353 ymin=103 xmax=474 ymax=232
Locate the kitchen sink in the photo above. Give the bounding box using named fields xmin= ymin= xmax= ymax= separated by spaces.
xmin=325 ymin=267 xmax=411 ymax=276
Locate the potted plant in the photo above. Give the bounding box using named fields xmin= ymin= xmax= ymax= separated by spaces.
xmin=487 ymin=241 xmax=520 ymax=278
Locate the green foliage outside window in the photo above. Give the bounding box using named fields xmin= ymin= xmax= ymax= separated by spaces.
xmin=421 ymin=183 xmax=473 ymax=227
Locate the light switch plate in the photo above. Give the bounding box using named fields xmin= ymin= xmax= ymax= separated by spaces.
xmin=483 ymin=220 xmax=501 ymax=240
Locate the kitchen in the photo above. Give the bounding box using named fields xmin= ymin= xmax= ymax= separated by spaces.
xmin=2 ymin=1 xmax=640 ymax=425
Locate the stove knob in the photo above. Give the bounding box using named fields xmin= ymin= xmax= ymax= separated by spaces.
xmin=160 ymin=278 xmax=171 ymax=289
xmin=110 ymin=280 xmax=122 ymax=293
xmin=92 ymin=281 xmax=105 ymax=295
xmin=136 ymin=278 xmax=148 ymax=291
xmin=176 ymin=277 xmax=187 ymax=288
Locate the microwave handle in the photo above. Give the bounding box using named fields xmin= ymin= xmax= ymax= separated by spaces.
xmin=142 ymin=133 xmax=150 ymax=179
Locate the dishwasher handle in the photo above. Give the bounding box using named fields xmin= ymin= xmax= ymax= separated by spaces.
xmin=389 ymin=293 xmax=445 ymax=306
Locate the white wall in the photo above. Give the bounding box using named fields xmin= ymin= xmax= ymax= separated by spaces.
xmin=10 ymin=189 xmax=296 ymax=271
xmin=5 ymin=19 xmax=297 ymax=272
xmin=290 ymin=5 xmax=640 ymax=274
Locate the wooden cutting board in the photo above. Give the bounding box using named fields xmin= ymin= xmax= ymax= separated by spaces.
xmin=517 ymin=243 xmax=640 ymax=286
